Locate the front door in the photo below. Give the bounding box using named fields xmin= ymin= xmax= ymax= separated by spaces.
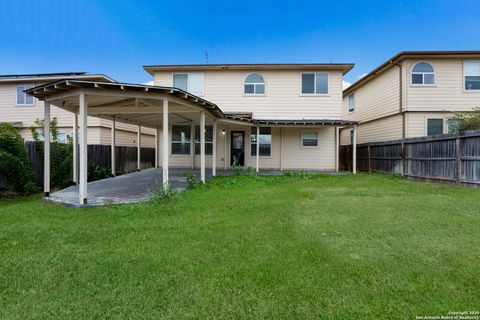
xmin=231 ymin=131 xmax=245 ymax=166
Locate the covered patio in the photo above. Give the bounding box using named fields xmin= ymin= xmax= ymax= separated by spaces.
xmin=26 ymin=80 xmax=358 ymax=207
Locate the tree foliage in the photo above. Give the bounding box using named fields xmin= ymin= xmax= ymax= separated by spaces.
xmin=452 ymin=107 xmax=480 ymax=132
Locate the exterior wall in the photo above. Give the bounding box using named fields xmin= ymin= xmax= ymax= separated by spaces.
xmin=342 ymin=66 xmax=400 ymax=122
xmin=404 ymin=58 xmax=480 ymax=113
xmin=154 ymin=124 xmax=336 ymax=170
xmin=153 ymin=70 xmax=344 ymax=119
xmin=406 ymin=112 xmax=458 ymax=138
xmin=340 ymin=114 xmax=403 ymax=145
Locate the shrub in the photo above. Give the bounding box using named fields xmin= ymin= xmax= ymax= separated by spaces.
xmin=451 ymin=107 xmax=480 ymax=132
xmin=88 ymin=164 xmax=113 ymax=182
xmin=185 ymin=172 xmax=201 ymax=189
xmin=0 ymin=123 xmax=36 ymax=194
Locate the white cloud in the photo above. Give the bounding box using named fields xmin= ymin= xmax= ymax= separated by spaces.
xmin=342 ymin=80 xmax=351 ymax=90
xmin=143 ymin=80 xmax=154 ymax=86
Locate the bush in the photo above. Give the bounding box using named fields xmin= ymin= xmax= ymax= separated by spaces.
xmin=185 ymin=172 xmax=201 ymax=189
xmin=451 ymin=107 xmax=480 ymax=131
xmin=0 ymin=124 xmax=36 ymax=194
xmin=88 ymin=165 xmax=113 ymax=182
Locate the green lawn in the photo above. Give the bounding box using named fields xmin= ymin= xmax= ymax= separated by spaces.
xmin=0 ymin=174 xmax=479 ymax=319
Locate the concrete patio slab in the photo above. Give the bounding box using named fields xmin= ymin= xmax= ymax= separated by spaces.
xmin=45 ymin=168 xmax=341 ymax=207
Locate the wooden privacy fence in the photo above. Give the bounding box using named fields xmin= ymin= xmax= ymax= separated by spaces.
xmin=340 ymin=130 xmax=480 ymax=187
xmin=24 ymin=142 xmax=155 ymax=185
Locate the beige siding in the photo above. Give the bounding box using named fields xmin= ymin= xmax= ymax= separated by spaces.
xmin=340 ymin=114 xmax=403 ymax=145
xmin=343 ymin=66 xmax=400 ymax=122
xmin=154 ymin=70 xmax=344 ymax=119
xmin=406 ymin=112 xmax=458 ymax=138
xmin=154 ymin=124 xmax=335 ymax=170
xmin=404 ymin=59 xmax=480 ymax=113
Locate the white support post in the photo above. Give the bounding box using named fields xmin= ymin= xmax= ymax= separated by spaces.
xmin=256 ymin=126 xmax=260 ymax=173
xmin=200 ymin=111 xmax=206 ymax=183
xmin=155 ymin=127 xmax=160 ymax=168
xmin=44 ymin=101 xmax=51 ymax=197
xmin=280 ymin=127 xmax=284 ymax=171
xmin=111 ymin=115 xmax=116 ymax=176
xmin=335 ymin=126 xmax=339 ymax=172
xmin=212 ymin=120 xmax=217 ymax=176
xmin=224 ymin=127 xmax=227 ymax=170
xmin=73 ymin=112 xmax=78 ymax=184
xmin=137 ymin=125 xmax=141 ymax=171
xmin=162 ymin=99 xmax=169 ymax=189
xmin=79 ymin=92 xmax=88 ymax=204
xmin=191 ymin=124 xmax=195 ymax=169
xmin=353 ymin=125 xmax=357 ymax=174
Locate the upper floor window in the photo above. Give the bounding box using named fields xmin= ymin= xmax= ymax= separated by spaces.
xmin=244 ymin=73 xmax=265 ymax=94
xmin=301 ymin=73 xmax=328 ymax=94
xmin=464 ymin=61 xmax=480 ymax=90
xmin=348 ymin=93 xmax=355 ymax=112
xmin=411 ymin=62 xmax=435 ymax=85
xmin=16 ymin=85 xmax=34 ymax=106
xmin=173 ymin=73 xmax=204 ymax=95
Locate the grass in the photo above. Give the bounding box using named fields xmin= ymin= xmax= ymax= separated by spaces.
xmin=0 ymin=173 xmax=479 ymax=319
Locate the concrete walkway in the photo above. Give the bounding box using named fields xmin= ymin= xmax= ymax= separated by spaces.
xmin=46 ymin=168 xmax=339 ymax=207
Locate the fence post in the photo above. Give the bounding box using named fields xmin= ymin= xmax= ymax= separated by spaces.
xmin=456 ymin=134 xmax=463 ymax=185
xmin=368 ymin=144 xmax=372 ymax=173
xmin=401 ymin=141 xmax=406 ymax=176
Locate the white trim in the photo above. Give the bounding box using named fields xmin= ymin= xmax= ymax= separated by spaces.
xmin=171 ymin=73 xmax=205 ymax=96
xmin=425 ymin=117 xmax=445 ymax=136
xmin=15 ymin=84 xmax=35 ymax=106
xmin=300 ymin=72 xmax=329 ymax=95
xmin=300 ymin=129 xmax=319 ymax=148
xmin=410 ymin=61 xmax=436 ymax=86
xmin=463 ymin=60 xmax=480 ymax=92
xmin=243 ymin=73 xmax=266 ymax=95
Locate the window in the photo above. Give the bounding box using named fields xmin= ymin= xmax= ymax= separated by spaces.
xmin=194 ymin=125 xmax=213 ymax=155
xmin=447 ymin=118 xmax=463 ymax=133
xmin=57 ymin=132 xmax=67 ymax=144
xmin=173 ymin=73 xmax=204 ymax=95
xmin=302 ymin=130 xmax=318 ymax=147
xmin=251 ymin=127 xmax=271 ymax=156
xmin=348 ymin=93 xmax=355 ymax=112
xmin=244 ymin=73 xmax=265 ymax=94
xmin=301 ymin=73 xmax=328 ymax=94
xmin=464 ymin=61 xmax=480 ymax=90
xmin=350 ymin=129 xmax=354 ymax=144
xmin=16 ymin=85 xmax=34 ymax=105
xmin=411 ymin=62 xmax=435 ymax=85
xmin=171 ymin=125 xmax=191 ymax=155
xmin=427 ymin=118 xmax=443 ymax=136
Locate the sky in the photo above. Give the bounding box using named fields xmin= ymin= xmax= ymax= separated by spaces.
xmin=0 ymin=0 xmax=479 ymax=87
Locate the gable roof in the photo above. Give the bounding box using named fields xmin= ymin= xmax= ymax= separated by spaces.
xmin=343 ymin=51 xmax=480 ymax=96
xmin=144 ymin=63 xmax=354 ymax=75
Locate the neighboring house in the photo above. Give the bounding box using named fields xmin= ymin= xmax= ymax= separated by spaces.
xmin=0 ymin=72 xmax=155 ymax=146
xmin=142 ymin=63 xmax=356 ymax=170
xmin=340 ymin=51 xmax=480 ymax=145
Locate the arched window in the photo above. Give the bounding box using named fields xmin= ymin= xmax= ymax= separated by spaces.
xmin=244 ymin=73 xmax=265 ymax=94
xmin=412 ymin=62 xmax=435 ymax=85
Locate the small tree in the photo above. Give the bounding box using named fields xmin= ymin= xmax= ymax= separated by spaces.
xmin=451 ymin=107 xmax=480 ymax=132
xmin=0 ymin=123 xmax=36 ymax=194
xmin=30 ymin=117 xmax=73 ymax=188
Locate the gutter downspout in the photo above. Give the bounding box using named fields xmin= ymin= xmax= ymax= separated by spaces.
xmin=391 ymin=60 xmax=405 ymax=138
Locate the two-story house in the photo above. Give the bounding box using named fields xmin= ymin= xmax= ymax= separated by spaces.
xmin=0 ymin=72 xmax=156 ymax=146
xmin=143 ymin=63 xmax=356 ymax=171
xmin=340 ymin=51 xmax=480 ymax=145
